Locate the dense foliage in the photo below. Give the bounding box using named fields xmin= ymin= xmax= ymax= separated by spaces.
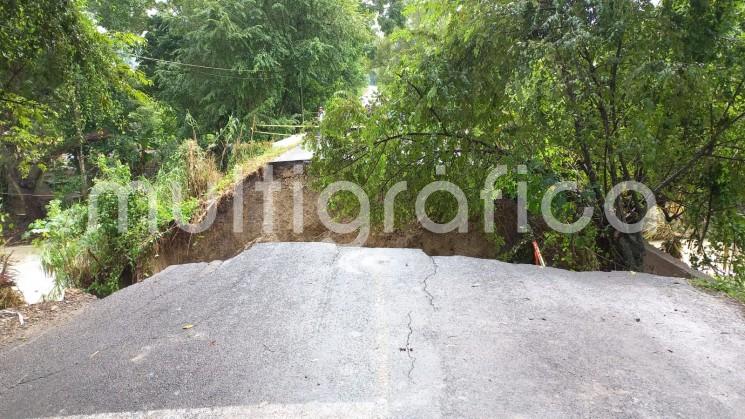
xmin=312 ymin=0 xmax=745 ymax=273
xmin=1 ymin=0 xmax=155 ymax=220
xmin=31 ymin=142 xmax=212 ymax=296
xmin=1 ymin=0 xmax=371 ymax=295
xmin=2 ymin=0 xmax=743 ymax=297
xmin=365 ymin=0 xmax=407 ymax=35
xmin=143 ymin=0 xmax=372 ymax=132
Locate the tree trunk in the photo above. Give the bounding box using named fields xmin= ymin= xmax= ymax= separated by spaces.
xmin=77 ymin=141 xmax=87 ymax=197
xmin=4 ymin=164 xmax=45 ymax=222
xmin=612 ymin=231 xmax=646 ymax=272
xmin=74 ymin=79 xmax=88 ymax=198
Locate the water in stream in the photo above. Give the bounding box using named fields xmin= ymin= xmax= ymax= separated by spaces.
xmin=5 ymin=246 xmax=60 ymax=304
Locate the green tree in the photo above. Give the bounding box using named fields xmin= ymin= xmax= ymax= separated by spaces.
xmin=365 ymin=0 xmax=407 ymax=35
xmin=312 ymin=0 xmax=745 ymax=271
xmin=86 ymin=0 xmax=157 ymax=33
xmin=1 ymin=0 xmax=167 ymax=220
xmin=144 ymin=0 xmax=372 ymax=132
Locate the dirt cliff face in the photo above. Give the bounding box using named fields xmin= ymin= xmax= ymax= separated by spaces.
xmin=147 ymin=162 xmax=505 ymax=278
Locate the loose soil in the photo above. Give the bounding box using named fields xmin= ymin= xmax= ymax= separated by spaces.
xmin=148 ymin=162 xmax=524 ymax=275
xmin=0 ymin=289 xmax=97 ymax=349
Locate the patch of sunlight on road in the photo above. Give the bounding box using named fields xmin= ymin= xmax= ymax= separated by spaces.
xmin=53 ymin=401 xmax=385 ymax=419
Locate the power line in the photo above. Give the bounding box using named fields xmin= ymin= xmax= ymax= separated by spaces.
xmin=0 ymin=192 xmax=58 ymax=198
xmin=181 ymin=66 xmax=277 ymax=81
xmin=126 ymin=54 xmax=282 ymax=81
xmin=128 ymin=54 xmax=272 ymax=74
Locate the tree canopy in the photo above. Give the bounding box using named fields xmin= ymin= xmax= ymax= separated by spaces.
xmin=1 ymin=0 xmax=152 ymax=218
xmin=144 ymin=0 xmax=372 ymax=132
xmin=1 ymin=0 xmax=743 ymax=294
xmin=365 ymin=0 xmax=407 ymax=35
xmin=1 ymin=0 xmax=371 ymax=221
xmin=1 ymin=0 xmax=373 ymax=294
xmin=313 ymin=0 xmax=745 ymax=272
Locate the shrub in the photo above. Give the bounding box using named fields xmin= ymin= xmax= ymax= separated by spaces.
xmin=181 ymin=140 xmax=222 ymax=198
xmin=31 ymin=147 xmax=206 ymax=296
xmin=31 ymin=160 xmax=160 ymax=296
xmin=542 ymin=228 xmax=603 ymax=272
xmin=30 ymin=136 xmax=277 ymax=297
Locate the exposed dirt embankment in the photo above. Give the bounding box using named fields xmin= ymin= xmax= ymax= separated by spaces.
xmin=148 ymin=162 xmax=518 ymax=275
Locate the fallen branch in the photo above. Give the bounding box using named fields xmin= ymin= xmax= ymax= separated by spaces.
xmin=0 ymin=309 xmax=25 ymax=326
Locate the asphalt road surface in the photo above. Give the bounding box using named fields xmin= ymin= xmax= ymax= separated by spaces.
xmin=1 ymin=242 xmax=744 ymax=418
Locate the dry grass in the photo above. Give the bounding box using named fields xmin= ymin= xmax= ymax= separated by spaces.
xmin=231 ymin=141 xmax=273 ymax=165
xmin=215 ymin=143 xmax=293 ymax=194
xmin=0 ymin=288 xmax=24 ymax=310
xmin=183 ymin=140 xmax=222 ymax=197
xmin=160 ymin=142 xmax=293 ymax=234
xmin=0 ymin=252 xmax=16 ymax=287
xmin=644 ymin=206 xmax=680 ymax=242
xmin=0 ymin=252 xmax=23 ymax=309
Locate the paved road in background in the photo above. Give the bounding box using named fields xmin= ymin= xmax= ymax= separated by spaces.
xmin=270 ymin=133 xmax=313 ymax=164
xmin=270 ymin=84 xmax=379 ymax=165
xmin=1 ymin=242 xmax=744 ymax=418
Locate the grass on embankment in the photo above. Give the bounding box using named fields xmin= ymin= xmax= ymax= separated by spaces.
xmin=692 ymin=276 xmax=745 ymax=305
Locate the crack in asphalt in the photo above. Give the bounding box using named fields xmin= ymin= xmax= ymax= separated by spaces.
xmin=315 ymin=246 xmax=342 ymax=333
xmin=2 ymin=367 xmax=67 ymax=394
xmin=423 ymin=256 xmax=438 ymax=310
xmin=331 ymin=246 xmax=342 ymax=266
xmin=405 ymin=311 xmax=415 ymax=381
